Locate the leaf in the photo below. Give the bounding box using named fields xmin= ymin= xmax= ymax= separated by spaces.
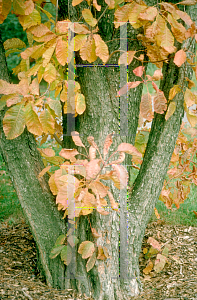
xmin=55 ymin=234 xmax=66 ymax=246
xmin=47 ymin=98 xmax=62 ymax=118
xmin=143 ymin=260 xmax=153 ymax=274
xmin=177 ymin=0 xmax=197 ymax=5
xmin=91 ymin=228 xmax=102 ymax=238
xmin=87 ymin=136 xmax=98 ymax=149
xmin=70 ymin=34 xmax=87 ymax=51
xmin=78 ymin=241 xmax=95 ymax=259
xmin=71 ymin=131 xmax=85 ymax=147
xmin=153 ymin=91 xmax=167 ymax=114
xmin=156 ymin=15 xmax=176 ymax=54
xmin=56 ymin=36 xmax=68 ymax=66
xmin=128 ymin=3 xmax=147 ymax=29
xmin=72 ymin=0 xmax=84 ymax=6
xmin=167 ymin=14 xmax=186 ymax=43
xmin=30 ymin=24 xmax=51 ymax=37
xmin=25 ymin=102 xmax=43 ymax=136
xmin=140 ymin=93 xmax=154 ymax=121
xmin=117 ymin=81 xmax=142 ymax=96
xmin=3 ymin=38 xmax=26 ymax=50
xmin=38 ymin=165 xmax=51 ymax=178
xmin=133 ymin=66 xmax=145 ymax=77
xmin=184 ymin=88 xmax=197 ymax=107
xmin=147 ymin=237 xmax=161 ymax=251
xmin=59 ymin=148 xmax=79 ymax=160
xmin=86 ymin=159 xmax=101 ymax=180
xmin=107 ymin=190 xmax=119 ymax=210
xmin=39 ymin=108 xmax=55 ymax=134
xmin=42 ymin=42 xmax=56 ymax=67
xmin=67 ymin=235 xmax=79 ymax=247
xmin=111 ymin=164 xmax=128 ymax=188
xmin=173 ymin=49 xmax=186 ymax=67
xmin=169 ymin=85 xmax=181 ymax=101
xmin=60 ymin=245 xmax=72 ymax=265
xmin=13 ymin=0 xmax=26 ymax=15
xmin=103 ymin=133 xmax=113 ymax=159
xmin=82 ymin=9 xmax=97 ymax=27
xmin=154 ymin=253 xmax=167 ymax=273
xmin=49 ymin=244 xmax=64 ymax=259
xmin=93 ymin=0 xmax=101 ymax=10
xmin=165 ymin=101 xmax=176 ymax=121
xmin=80 ymin=38 xmax=97 ymax=63
xmin=175 ymin=10 xmax=193 ymax=26
xmin=39 ymin=148 xmax=55 ymax=157
xmin=75 ymin=93 xmax=86 ymax=115
xmin=93 ymin=34 xmax=109 ymax=63
xmin=3 ymin=103 xmax=26 ymax=139
xmin=117 ymin=142 xmax=142 ymax=157
xmin=43 ymin=63 xmax=56 ymax=83
xmin=114 ymin=3 xmax=133 ymax=25
xmin=104 ymin=0 xmax=115 ymax=9
xmin=118 ymin=50 xmax=136 ymax=65
xmin=18 ymin=9 xmax=41 ymax=30
xmin=86 ymin=251 xmax=97 ymax=272
xmin=56 ymin=174 xmax=79 ymax=209
xmin=138 ymin=6 xmax=157 ymax=21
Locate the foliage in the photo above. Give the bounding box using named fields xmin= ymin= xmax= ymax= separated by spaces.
xmin=0 ymin=0 xmax=197 ymax=281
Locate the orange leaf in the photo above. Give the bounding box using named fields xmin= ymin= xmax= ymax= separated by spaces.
xmin=173 ymin=49 xmax=186 ymax=67
xmin=56 ymin=36 xmax=68 ymax=66
xmin=117 ymin=142 xmax=142 ymax=157
xmin=103 ymin=133 xmax=113 ymax=159
xmin=133 ymin=66 xmax=145 ymax=77
xmin=143 ymin=260 xmax=153 ymax=274
xmin=118 ymin=50 xmax=136 ymax=65
xmin=153 ymin=91 xmax=167 ymax=114
xmin=111 ymin=164 xmax=128 ymax=188
xmin=140 ymin=93 xmax=154 ymax=121
xmin=59 ymin=148 xmax=79 ymax=160
xmin=71 ymin=131 xmax=85 ymax=147
xmin=86 ymin=159 xmax=101 ymax=180
xmin=147 ymin=237 xmax=161 ymax=251
xmin=93 ymin=34 xmax=109 ymax=63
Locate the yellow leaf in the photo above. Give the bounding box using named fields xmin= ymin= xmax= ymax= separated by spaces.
xmin=25 ymin=102 xmax=43 ymax=135
xmin=70 ymin=35 xmax=87 ymax=51
xmin=165 ymin=101 xmax=176 ymax=121
xmin=169 ymin=85 xmax=181 ymax=101
xmin=167 ymin=14 xmax=186 ymax=43
xmin=72 ymin=0 xmax=84 ymax=6
xmin=43 ymin=41 xmax=56 ymax=67
xmin=43 ymin=63 xmax=56 ymax=83
xmin=55 ymin=36 xmax=68 ymax=66
xmin=82 ymin=9 xmax=97 ymax=27
xmin=3 ymin=38 xmax=26 ymax=50
xmin=47 ymin=98 xmax=62 ymax=118
xmin=39 ymin=108 xmax=55 ymax=134
xmin=114 ymin=3 xmax=133 ymax=26
xmin=13 ymin=0 xmax=26 ymax=15
xmin=80 ymin=38 xmax=97 ymax=63
xmin=93 ymin=34 xmax=109 ymax=63
xmin=118 ymin=50 xmax=136 ymax=65
xmin=3 ymin=103 xmax=26 ymax=139
xmin=0 ymin=0 xmax=12 ymax=24
xmin=18 ymin=9 xmax=41 ymax=30
xmin=75 ymin=93 xmax=86 ymax=115
xmin=128 ymin=3 xmax=147 ymax=29
xmin=156 ymin=15 xmax=176 ymax=54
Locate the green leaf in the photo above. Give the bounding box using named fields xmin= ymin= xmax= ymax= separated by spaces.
xmin=49 ymin=244 xmax=65 ymax=259
xmin=3 ymin=103 xmax=26 ymax=139
xmin=60 ymin=245 xmax=72 ymax=265
xmin=54 ymin=234 xmax=66 ymax=246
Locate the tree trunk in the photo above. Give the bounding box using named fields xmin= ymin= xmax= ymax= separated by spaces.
xmin=0 ymin=34 xmax=67 ymax=289
xmin=58 ymin=1 xmax=196 ymax=299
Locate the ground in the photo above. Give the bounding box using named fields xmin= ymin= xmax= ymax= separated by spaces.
xmin=0 ymin=219 xmax=197 ymax=300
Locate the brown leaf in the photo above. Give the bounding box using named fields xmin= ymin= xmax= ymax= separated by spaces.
xmin=140 ymin=93 xmax=154 ymax=121
xmin=103 ymin=133 xmax=113 ymax=159
xmin=153 ymin=91 xmax=167 ymax=114
xmin=71 ymin=131 xmax=85 ymax=147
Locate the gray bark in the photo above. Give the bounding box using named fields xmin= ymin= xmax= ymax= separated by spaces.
xmin=0 ymin=34 xmax=67 ymax=289
xmin=59 ymin=1 xmax=196 ymax=299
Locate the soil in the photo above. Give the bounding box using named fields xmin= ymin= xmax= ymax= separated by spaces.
xmin=0 ymin=219 xmax=197 ymax=300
